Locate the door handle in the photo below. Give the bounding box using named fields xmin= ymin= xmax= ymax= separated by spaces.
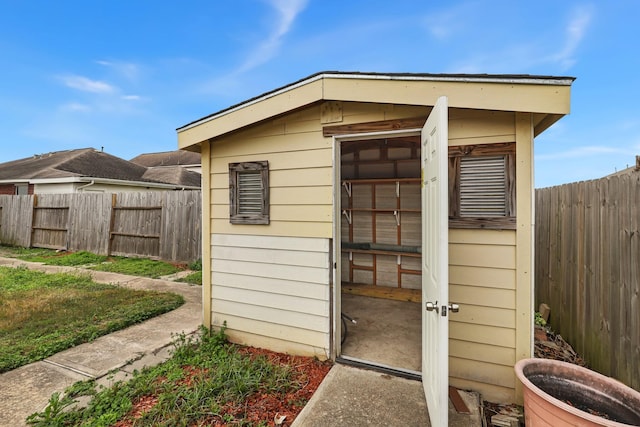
xmin=425 ymin=301 xmax=439 ymax=314
xmin=448 ymin=303 xmax=460 ymax=313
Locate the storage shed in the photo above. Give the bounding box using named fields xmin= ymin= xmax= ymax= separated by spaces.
xmin=177 ymin=71 xmax=573 ymax=422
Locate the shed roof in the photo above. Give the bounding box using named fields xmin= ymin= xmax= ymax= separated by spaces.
xmin=177 ymin=71 xmax=575 ymax=151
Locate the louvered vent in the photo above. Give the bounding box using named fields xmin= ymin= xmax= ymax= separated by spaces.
xmin=459 ymin=156 xmax=506 ymax=217
xmin=238 ymin=171 xmax=263 ymax=214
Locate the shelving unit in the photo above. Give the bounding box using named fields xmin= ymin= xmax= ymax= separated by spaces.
xmin=340 ymin=178 xmax=422 ymax=293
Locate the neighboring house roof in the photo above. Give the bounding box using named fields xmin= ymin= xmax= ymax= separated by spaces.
xmin=606 ymin=155 xmax=640 ymax=178
xmin=142 ymin=166 xmax=201 ymax=187
xmin=0 ymin=148 xmax=200 ymax=189
xmin=130 ymin=150 xmax=201 ymax=168
xmin=177 ymin=71 xmax=575 ymax=151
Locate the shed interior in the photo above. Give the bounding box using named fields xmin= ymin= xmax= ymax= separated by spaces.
xmin=339 ymin=136 xmax=422 ymax=372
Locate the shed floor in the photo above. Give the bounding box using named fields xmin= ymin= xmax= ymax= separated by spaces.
xmin=340 ymin=293 xmax=421 ymax=372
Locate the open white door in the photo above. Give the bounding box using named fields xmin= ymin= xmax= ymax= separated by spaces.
xmin=421 ymin=96 xmax=449 ymax=426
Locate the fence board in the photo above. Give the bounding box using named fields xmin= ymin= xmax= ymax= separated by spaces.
xmin=160 ymin=190 xmax=202 ymax=263
xmin=536 ymin=174 xmax=640 ymax=391
xmin=0 ymin=195 xmax=33 ymax=247
xmin=67 ymin=193 xmax=112 ymax=254
xmin=0 ymin=191 xmax=201 ymax=263
xmin=31 ymin=194 xmax=72 ymax=249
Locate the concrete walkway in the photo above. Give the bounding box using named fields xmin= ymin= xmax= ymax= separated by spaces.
xmin=292 ymin=364 xmax=482 ymax=427
xmin=0 ymin=258 xmax=202 ymax=427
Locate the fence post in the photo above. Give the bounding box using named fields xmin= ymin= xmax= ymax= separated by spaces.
xmin=107 ymin=193 xmax=117 ymax=256
xmin=29 ymin=194 xmax=38 ymax=248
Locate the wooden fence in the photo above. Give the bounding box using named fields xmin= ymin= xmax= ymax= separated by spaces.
xmin=0 ymin=191 xmax=201 ymax=263
xmin=535 ymin=173 xmax=640 ymax=391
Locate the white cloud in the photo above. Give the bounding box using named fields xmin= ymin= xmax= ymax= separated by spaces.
xmin=445 ymin=4 xmax=594 ymax=74
xmin=121 ymin=95 xmax=142 ymax=101
xmin=423 ymin=3 xmax=475 ymax=40
xmin=548 ymin=5 xmax=594 ymax=70
xmin=59 ymin=75 xmax=115 ymax=94
xmin=96 ymin=60 xmax=141 ymax=81
xmin=59 ymin=102 xmax=92 ymax=112
xmin=238 ymin=0 xmax=308 ymax=72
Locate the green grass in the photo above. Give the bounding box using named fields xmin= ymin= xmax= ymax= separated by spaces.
xmin=0 ymin=246 xmax=59 ymax=261
xmin=176 ymin=271 xmax=202 ymax=285
xmin=27 ymin=328 xmax=300 ymax=427
xmin=0 ymin=266 xmax=184 ymax=373
xmin=0 ymin=245 xmax=187 ymax=279
xmin=88 ymin=257 xmax=182 ymax=278
xmin=24 ymin=250 xmax=108 ymax=266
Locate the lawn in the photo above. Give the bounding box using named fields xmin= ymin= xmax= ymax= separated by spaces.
xmin=27 ymin=328 xmax=331 ymax=427
xmin=0 ymin=245 xmax=206 ymax=282
xmin=0 ymin=246 xmax=189 ymax=278
xmin=0 ymin=266 xmax=184 ymax=373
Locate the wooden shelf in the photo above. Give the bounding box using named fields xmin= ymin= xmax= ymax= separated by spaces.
xmin=341 ymin=178 xmax=422 ymax=292
xmin=342 ymin=247 xmax=421 ymax=258
xmin=342 ymin=282 xmax=421 ymax=303
xmin=342 ymin=177 xmax=421 ymax=184
xmin=342 ymin=208 xmax=420 ymax=213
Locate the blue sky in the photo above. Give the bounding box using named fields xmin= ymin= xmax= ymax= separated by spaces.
xmin=0 ymin=1 xmax=637 ymax=187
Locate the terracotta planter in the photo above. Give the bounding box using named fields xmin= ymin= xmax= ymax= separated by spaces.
xmin=515 ymin=358 xmax=640 ymax=426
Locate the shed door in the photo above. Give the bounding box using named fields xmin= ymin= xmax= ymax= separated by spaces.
xmin=421 ymin=96 xmax=449 ymax=426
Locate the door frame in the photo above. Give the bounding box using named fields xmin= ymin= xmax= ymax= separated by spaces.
xmin=331 ymin=128 xmax=423 ymax=362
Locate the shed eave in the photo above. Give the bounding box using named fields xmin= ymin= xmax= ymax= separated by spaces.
xmin=177 ymin=71 xmax=574 ymax=150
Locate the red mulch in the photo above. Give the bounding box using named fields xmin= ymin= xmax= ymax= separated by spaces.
xmin=113 ymin=346 xmax=332 ymax=427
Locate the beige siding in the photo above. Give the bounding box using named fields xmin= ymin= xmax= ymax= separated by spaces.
xmin=34 ymin=183 xmax=76 ymax=193
xmin=211 ymin=234 xmax=330 ymax=358
xmin=443 ymin=110 xmax=521 ymax=403
xmin=449 ymin=227 xmax=518 ymax=402
xmin=209 ymin=106 xmax=332 ymax=238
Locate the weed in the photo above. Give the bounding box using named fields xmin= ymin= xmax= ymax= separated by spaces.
xmin=188 ymin=258 xmax=202 ymax=271
xmin=25 ymin=392 xmax=75 ymax=426
xmin=65 ymin=380 xmax=97 ymax=398
xmin=535 ymin=311 xmax=547 ymax=327
xmin=29 ymin=327 xmax=300 ymax=426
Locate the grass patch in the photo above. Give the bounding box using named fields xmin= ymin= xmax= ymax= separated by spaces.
xmin=176 ymin=271 xmax=202 ymax=285
xmin=0 ymin=267 xmax=184 ymax=373
xmin=31 ymin=251 xmax=107 ymax=266
xmin=28 ymin=328 xmax=330 ymax=426
xmin=89 ymin=257 xmax=182 ymax=278
xmin=0 ymin=246 xmax=59 ymax=261
xmin=0 ymin=245 xmax=186 ymax=279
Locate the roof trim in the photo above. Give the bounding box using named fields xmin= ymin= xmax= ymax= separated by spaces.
xmin=26 ymin=176 xmax=199 ymax=190
xmin=177 ymin=71 xmax=576 ymax=133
